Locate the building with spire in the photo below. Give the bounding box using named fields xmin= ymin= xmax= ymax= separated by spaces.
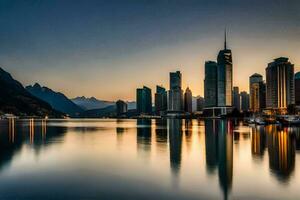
xmin=217 ymin=29 xmax=233 ymax=107
xmin=203 ymin=30 xmax=233 ymax=117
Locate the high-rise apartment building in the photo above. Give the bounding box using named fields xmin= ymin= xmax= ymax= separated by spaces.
xmin=136 ymin=86 xmax=152 ymax=115
xmin=154 ymin=85 xmax=167 ymax=115
xmin=168 ymin=71 xmax=183 ymax=113
xmin=249 ymin=73 xmax=266 ymax=112
xmin=266 ymin=57 xmax=294 ymax=112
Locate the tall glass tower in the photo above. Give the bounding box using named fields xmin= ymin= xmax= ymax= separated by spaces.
xmin=168 ymin=71 xmax=183 ymax=112
xmin=204 ymin=61 xmax=218 ymax=107
xmin=136 ymin=86 xmax=152 ymax=114
xmin=266 ymin=57 xmax=294 ymax=112
xmin=217 ymin=31 xmax=233 ymax=107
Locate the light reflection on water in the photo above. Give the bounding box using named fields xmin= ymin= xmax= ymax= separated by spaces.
xmin=0 ymin=118 xmax=299 ymax=199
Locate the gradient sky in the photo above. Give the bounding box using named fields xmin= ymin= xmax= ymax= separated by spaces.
xmin=0 ymin=0 xmax=299 ymax=101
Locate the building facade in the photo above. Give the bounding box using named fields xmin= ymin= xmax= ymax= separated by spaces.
xmin=196 ymin=96 xmax=204 ymax=111
xmin=204 ymin=61 xmax=218 ymax=107
xmin=184 ymin=87 xmax=193 ymax=113
xmin=136 ymin=86 xmax=152 ymax=115
xmin=168 ymin=71 xmax=183 ymax=113
xmin=240 ymin=91 xmax=250 ymax=112
xmin=249 ymin=73 xmax=266 ymax=112
xmin=232 ymin=86 xmax=240 ymax=110
xmin=295 ymin=72 xmax=300 ymax=105
xmin=154 ymin=85 xmax=167 ymax=115
xmin=116 ymin=100 xmax=128 ymax=117
xmin=266 ymin=57 xmax=294 ymax=112
xmin=203 ymin=32 xmax=233 ymax=117
xmin=217 ymin=33 xmax=232 ymax=107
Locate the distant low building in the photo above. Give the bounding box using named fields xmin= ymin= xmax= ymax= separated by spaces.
xmin=196 ymin=96 xmax=204 ymax=111
xmin=184 ymin=87 xmax=193 ymax=113
xmin=232 ymin=86 xmax=240 ymax=110
xmin=240 ymin=91 xmax=249 ymax=112
xmin=116 ymin=100 xmax=127 ymax=117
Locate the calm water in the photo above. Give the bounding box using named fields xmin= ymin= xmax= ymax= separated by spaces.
xmin=0 ymin=119 xmax=299 ymax=200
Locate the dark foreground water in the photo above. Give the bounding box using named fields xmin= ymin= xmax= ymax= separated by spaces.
xmin=0 ymin=119 xmax=299 ymax=200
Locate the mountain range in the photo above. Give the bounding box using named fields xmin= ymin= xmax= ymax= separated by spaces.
xmin=0 ymin=67 xmax=61 ymax=117
xmin=71 ymin=96 xmax=115 ymax=110
xmin=26 ymin=83 xmax=83 ymax=116
xmin=71 ymin=96 xmax=136 ymax=110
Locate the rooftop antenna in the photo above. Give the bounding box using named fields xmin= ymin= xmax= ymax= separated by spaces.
xmin=224 ymin=28 xmax=227 ymax=50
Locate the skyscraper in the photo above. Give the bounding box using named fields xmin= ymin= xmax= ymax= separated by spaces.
xmin=196 ymin=96 xmax=204 ymax=111
xmin=168 ymin=71 xmax=183 ymax=113
xmin=116 ymin=100 xmax=128 ymax=117
xmin=203 ymin=31 xmax=233 ymax=117
xmin=217 ymin=31 xmax=233 ymax=107
xmin=240 ymin=91 xmax=249 ymax=112
xmin=266 ymin=57 xmax=294 ymax=113
xmin=232 ymin=86 xmax=240 ymax=110
xmin=295 ymin=72 xmax=300 ymax=105
xmin=136 ymin=86 xmax=152 ymax=115
xmin=204 ymin=61 xmax=218 ymax=107
xmin=249 ymin=73 xmax=266 ymax=112
xmin=155 ymin=85 xmax=167 ymax=115
xmin=184 ymin=87 xmax=192 ymax=113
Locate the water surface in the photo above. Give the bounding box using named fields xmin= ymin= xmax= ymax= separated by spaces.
xmin=0 ymin=119 xmax=299 ymax=200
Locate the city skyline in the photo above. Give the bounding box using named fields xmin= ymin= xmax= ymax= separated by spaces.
xmin=0 ymin=0 xmax=299 ymax=101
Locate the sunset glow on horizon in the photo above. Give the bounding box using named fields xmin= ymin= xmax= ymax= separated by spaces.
xmin=0 ymin=0 xmax=299 ymax=101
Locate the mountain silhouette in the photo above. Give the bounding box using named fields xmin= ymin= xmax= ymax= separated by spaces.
xmin=80 ymin=105 xmax=116 ymax=118
xmin=72 ymin=96 xmax=136 ymax=110
xmin=71 ymin=96 xmax=115 ymax=110
xmin=0 ymin=67 xmax=61 ymax=117
xmin=26 ymin=83 xmax=83 ymax=116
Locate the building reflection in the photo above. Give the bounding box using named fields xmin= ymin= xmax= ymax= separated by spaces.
xmin=184 ymin=119 xmax=193 ymax=153
xmin=8 ymin=118 xmax=15 ymax=143
xmin=266 ymin=125 xmax=295 ymax=182
xmin=155 ymin=119 xmax=168 ymax=144
xmin=116 ymin=119 xmax=129 ymax=134
xmin=168 ymin=119 xmax=183 ymax=176
xmin=251 ymin=125 xmax=266 ymax=158
xmin=205 ymin=119 xmax=233 ymax=200
xmin=137 ymin=119 xmax=152 ymax=154
xmin=205 ymin=120 xmax=218 ymax=173
xmin=155 ymin=119 xmax=168 ymax=154
xmin=29 ymin=119 xmax=35 ymax=144
xmin=288 ymin=127 xmax=300 ymax=151
xmin=0 ymin=119 xmax=67 ymax=172
xmin=116 ymin=119 xmax=130 ymax=146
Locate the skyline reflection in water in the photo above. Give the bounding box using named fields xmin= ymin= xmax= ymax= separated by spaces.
xmin=0 ymin=119 xmax=299 ymax=199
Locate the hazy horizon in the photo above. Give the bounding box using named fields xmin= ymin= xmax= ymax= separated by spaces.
xmin=1 ymin=0 xmax=299 ymax=101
